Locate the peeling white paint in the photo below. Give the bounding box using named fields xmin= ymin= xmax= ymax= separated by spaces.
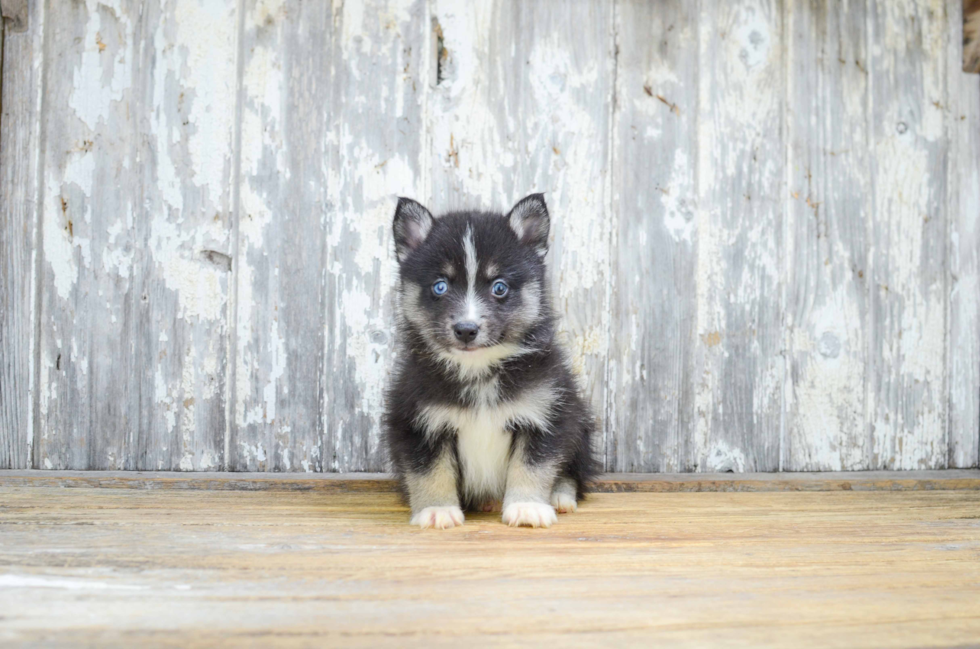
xmin=173 ymin=0 xmax=237 ymax=192
xmin=661 ymin=149 xmax=695 ymax=243
xmin=69 ymin=3 xmax=132 ymax=132
xmin=704 ymin=441 xmax=748 ymax=473
xmin=692 ymin=0 xmax=784 ymax=472
xmin=42 ymin=175 xmax=78 ymax=301
xmin=150 ymin=219 xmax=226 ymax=322
xmin=19 ymin=0 xmax=979 ymax=475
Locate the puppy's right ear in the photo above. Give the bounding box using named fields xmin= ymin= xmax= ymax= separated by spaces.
xmin=393 ymin=197 xmax=434 ymax=263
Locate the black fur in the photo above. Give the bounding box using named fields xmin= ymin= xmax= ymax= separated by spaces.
xmin=384 ymin=195 xmax=598 ymax=515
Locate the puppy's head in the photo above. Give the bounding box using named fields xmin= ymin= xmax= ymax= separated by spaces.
xmin=392 ymin=194 xmax=551 ymax=372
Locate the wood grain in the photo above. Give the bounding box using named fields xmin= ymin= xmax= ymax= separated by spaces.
xmin=3 ymin=0 xmax=979 ymax=473
xmin=1 ymin=487 xmax=978 ymax=647
xmin=34 ymin=0 xmax=142 ymax=469
xmin=784 ymin=0 xmax=871 ymax=470
xmin=231 ymin=0 xmax=333 ymax=472
xmin=231 ymin=0 xmax=425 ymax=472
xmin=948 ymin=0 xmax=980 ymax=467
xmin=607 ymin=0 xmax=699 ymax=472
xmin=1 ymin=469 xmax=978 ymax=493
xmin=0 ymin=0 xmax=40 ymax=469
xmin=136 ymin=0 xmax=237 ymax=471
xmin=34 ymin=0 xmax=236 ymax=470
xmin=868 ymin=0 xmax=949 ymax=469
xmin=694 ymin=0 xmax=785 ymax=471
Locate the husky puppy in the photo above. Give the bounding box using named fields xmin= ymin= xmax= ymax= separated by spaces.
xmin=384 ymin=194 xmax=597 ymax=529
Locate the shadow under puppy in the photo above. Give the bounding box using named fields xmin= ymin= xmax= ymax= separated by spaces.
xmin=384 ymin=194 xmax=597 ymax=529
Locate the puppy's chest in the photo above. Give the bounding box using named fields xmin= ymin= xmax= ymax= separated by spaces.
xmin=418 ymin=380 xmax=555 ymax=499
xmin=450 ymin=404 xmax=513 ymax=500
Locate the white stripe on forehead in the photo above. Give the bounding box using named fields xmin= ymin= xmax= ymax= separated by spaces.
xmin=463 ymin=225 xmax=480 ymax=321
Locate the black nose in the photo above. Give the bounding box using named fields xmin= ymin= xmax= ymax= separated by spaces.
xmin=453 ymin=321 xmax=480 ymax=343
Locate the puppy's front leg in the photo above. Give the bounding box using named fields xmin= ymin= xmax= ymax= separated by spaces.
xmin=406 ymin=440 xmax=463 ymax=530
xmin=502 ymin=437 xmax=558 ymax=528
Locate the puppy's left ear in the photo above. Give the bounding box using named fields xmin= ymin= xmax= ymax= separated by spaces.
xmin=393 ymin=197 xmax=434 ymax=263
xmin=506 ymin=193 xmax=550 ymax=257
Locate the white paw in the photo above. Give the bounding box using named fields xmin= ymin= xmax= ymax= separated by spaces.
xmin=502 ymin=502 xmax=557 ymax=528
xmin=411 ymin=506 xmax=464 ymax=530
xmin=550 ymin=491 xmax=578 ymax=514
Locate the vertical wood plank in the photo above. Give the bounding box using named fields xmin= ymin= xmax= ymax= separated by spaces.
xmin=232 ymin=0 xmax=332 ymax=472
xmin=694 ymin=0 xmax=785 ymax=472
xmin=606 ymin=0 xmax=699 ymax=472
xmin=0 ymin=0 xmax=42 ymax=469
xmin=35 ymin=0 xmax=143 ymax=469
xmin=947 ymin=0 xmax=980 ymax=468
xmin=35 ymin=0 xmax=236 ymax=470
xmin=427 ymin=0 xmax=615 ymax=458
xmin=322 ymin=0 xmax=426 ymax=471
xmin=232 ymin=0 xmax=426 ymax=471
xmin=784 ymin=0 xmax=871 ymax=470
xmin=136 ymin=0 xmax=237 ymax=470
xmin=867 ymin=0 xmax=948 ymax=469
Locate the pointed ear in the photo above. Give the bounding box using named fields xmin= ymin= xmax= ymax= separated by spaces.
xmin=506 ymin=193 xmax=550 ymax=257
xmin=393 ymin=197 xmax=434 ymax=263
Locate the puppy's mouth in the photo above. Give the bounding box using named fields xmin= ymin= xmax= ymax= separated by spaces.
xmin=452 ymin=342 xmax=488 ymax=352
xmin=445 ymin=327 xmax=508 ymax=353
xmin=448 ymin=336 xmax=505 ymax=353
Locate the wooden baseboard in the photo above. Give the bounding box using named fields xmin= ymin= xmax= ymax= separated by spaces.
xmin=1 ymin=469 xmax=979 ymax=493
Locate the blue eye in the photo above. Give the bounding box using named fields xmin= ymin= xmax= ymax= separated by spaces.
xmin=432 ymin=280 xmax=448 ymax=296
xmin=491 ymin=280 xmax=509 ymax=298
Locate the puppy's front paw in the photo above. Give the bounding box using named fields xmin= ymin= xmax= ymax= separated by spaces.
xmin=502 ymin=502 xmax=557 ymax=528
xmin=411 ymin=506 xmax=464 ymax=529
xmin=550 ymin=491 xmax=578 ymax=514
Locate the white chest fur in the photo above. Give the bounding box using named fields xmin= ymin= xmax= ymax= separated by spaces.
xmin=416 ymin=383 xmax=556 ymax=502
xmin=453 ymin=407 xmax=513 ymax=500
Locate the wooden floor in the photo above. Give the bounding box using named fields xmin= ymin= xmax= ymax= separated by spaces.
xmin=1 ymin=477 xmax=980 ymax=647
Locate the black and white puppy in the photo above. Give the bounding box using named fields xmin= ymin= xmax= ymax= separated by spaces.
xmin=384 ymin=194 xmax=597 ymax=529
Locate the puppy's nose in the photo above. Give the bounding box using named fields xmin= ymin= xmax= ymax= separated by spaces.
xmin=453 ymin=321 xmax=480 ymax=343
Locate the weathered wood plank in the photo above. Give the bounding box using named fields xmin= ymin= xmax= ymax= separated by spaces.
xmin=427 ymin=0 xmax=615 ymax=465
xmin=35 ymin=0 xmax=236 ymax=470
xmin=2 ymin=468 xmax=979 ymax=492
xmin=136 ymin=0 xmax=237 ymax=470
xmin=35 ymin=0 xmax=143 ymax=469
xmin=947 ymin=0 xmax=980 ymax=468
xmin=867 ymin=0 xmax=949 ymax=469
xmin=0 ymin=0 xmax=41 ymax=469
xmin=321 ymin=0 xmax=426 ymax=471
xmin=784 ymin=0 xmax=871 ymax=470
xmin=694 ymin=0 xmax=785 ymax=471
xmin=231 ymin=0 xmax=426 ymax=472
xmin=606 ymin=1 xmax=699 ymax=472
xmin=231 ymin=0 xmax=333 ymax=472
xmin=2 ymin=488 xmax=980 ymax=647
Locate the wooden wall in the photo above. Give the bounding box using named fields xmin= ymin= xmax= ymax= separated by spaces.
xmin=1 ymin=0 xmax=978 ymax=472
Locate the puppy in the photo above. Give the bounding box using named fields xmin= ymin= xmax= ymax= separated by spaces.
xmin=384 ymin=194 xmax=597 ymax=529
